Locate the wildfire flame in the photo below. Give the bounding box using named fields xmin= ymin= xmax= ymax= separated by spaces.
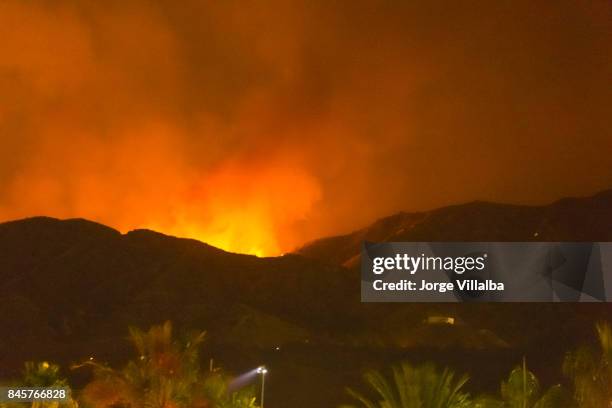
xmin=0 ymin=125 xmax=321 ymax=256
xmin=1 ymin=0 xmax=610 ymax=257
xmin=142 ymin=161 xmax=322 ymax=256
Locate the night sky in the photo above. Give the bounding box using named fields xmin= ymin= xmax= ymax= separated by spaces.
xmin=0 ymin=0 xmax=610 ymax=255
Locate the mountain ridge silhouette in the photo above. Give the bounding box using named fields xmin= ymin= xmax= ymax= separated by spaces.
xmin=0 ymin=188 xmax=610 ymax=404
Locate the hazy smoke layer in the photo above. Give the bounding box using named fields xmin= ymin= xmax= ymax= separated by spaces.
xmin=1 ymin=0 xmax=611 ymax=255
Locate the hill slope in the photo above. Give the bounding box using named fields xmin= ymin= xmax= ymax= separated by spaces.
xmin=0 ymin=190 xmax=611 ymax=407
xmin=297 ymin=189 xmax=612 ymax=267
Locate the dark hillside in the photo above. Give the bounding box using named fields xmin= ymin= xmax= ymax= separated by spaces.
xmin=0 ymin=189 xmax=611 ymax=407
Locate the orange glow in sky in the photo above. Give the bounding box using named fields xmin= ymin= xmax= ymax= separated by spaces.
xmin=1 ymin=0 xmax=611 ymax=255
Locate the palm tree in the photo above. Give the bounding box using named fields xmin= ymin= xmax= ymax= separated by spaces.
xmin=563 ymin=322 xmax=612 ymax=408
xmin=22 ymin=362 xmax=67 ymax=388
xmin=201 ymin=374 xmax=258 ymax=408
xmin=340 ymin=362 xmax=471 ymax=408
xmin=0 ymin=361 xmax=77 ymax=408
xmin=475 ymin=359 xmax=572 ymax=408
xmin=80 ymin=321 xmax=258 ymax=408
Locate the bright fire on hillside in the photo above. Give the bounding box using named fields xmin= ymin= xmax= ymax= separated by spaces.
xmin=141 ymin=161 xmax=322 ymax=256
xmin=0 ymin=139 xmax=321 ymax=256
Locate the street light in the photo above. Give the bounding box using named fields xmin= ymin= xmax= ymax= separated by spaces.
xmin=256 ymin=366 xmax=268 ymax=408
